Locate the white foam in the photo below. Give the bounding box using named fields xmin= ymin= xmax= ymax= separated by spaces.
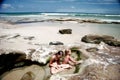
xmin=41 ymin=13 xmax=69 ymax=16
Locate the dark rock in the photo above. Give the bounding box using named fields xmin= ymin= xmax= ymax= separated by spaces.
xmin=86 ymin=47 xmax=99 ymax=52
xmin=111 ymin=22 xmax=120 ymax=24
xmin=59 ymin=29 xmax=72 ymax=34
xmin=81 ymin=35 xmax=101 ymax=44
xmin=49 ymin=41 xmax=64 ymax=45
xmin=81 ymin=34 xmax=120 ymax=47
xmin=0 ymin=51 xmax=41 ymax=76
xmin=0 ymin=35 xmax=9 ymax=39
xmin=0 ymin=53 xmax=26 ymax=75
xmin=24 ymin=36 xmax=35 ymax=40
xmin=7 ymin=34 xmax=20 ymax=39
xmin=104 ymin=40 xmax=120 ymax=47
xmin=81 ymin=35 xmax=114 ymax=44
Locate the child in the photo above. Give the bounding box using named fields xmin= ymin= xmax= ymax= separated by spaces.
xmin=63 ymin=49 xmax=78 ymax=66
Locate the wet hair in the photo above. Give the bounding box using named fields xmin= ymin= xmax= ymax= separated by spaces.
xmin=56 ymin=50 xmax=63 ymax=56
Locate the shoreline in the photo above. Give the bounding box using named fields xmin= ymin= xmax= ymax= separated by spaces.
xmin=1 ymin=17 xmax=120 ymax=25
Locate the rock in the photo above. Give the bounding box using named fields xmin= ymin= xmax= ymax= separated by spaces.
xmin=24 ymin=36 xmax=35 ymax=40
xmin=25 ymin=49 xmax=36 ymax=59
xmin=49 ymin=41 xmax=64 ymax=45
xmin=0 ymin=52 xmax=26 ymax=75
xmin=20 ymin=71 xmax=35 ymax=80
xmin=50 ymin=74 xmax=67 ymax=80
xmin=0 ymin=35 xmax=9 ymax=39
xmin=79 ymin=64 xmax=120 ymax=80
xmin=59 ymin=29 xmax=72 ymax=34
xmin=104 ymin=40 xmax=120 ymax=47
xmin=7 ymin=34 xmax=20 ymax=39
xmin=81 ymin=35 xmax=114 ymax=44
xmin=81 ymin=34 xmax=120 ymax=47
xmin=111 ymin=22 xmax=120 ymax=24
xmin=28 ymin=47 xmax=56 ymax=64
xmin=1 ymin=65 xmax=45 ymax=80
xmin=86 ymin=47 xmax=99 ymax=52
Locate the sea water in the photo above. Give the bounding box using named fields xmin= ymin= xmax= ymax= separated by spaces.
xmin=0 ymin=12 xmax=120 ymax=23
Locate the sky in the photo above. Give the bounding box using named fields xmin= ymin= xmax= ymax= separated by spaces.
xmin=0 ymin=0 xmax=120 ymax=14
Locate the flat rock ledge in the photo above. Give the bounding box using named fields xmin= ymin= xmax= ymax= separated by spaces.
xmin=81 ymin=34 xmax=120 ymax=47
xmin=0 ymin=40 xmax=120 ymax=80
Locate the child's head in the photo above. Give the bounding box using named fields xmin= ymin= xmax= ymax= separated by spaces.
xmin=56 ymin=50 xmax=64 ymax=58
xmin=65 ymin=49 xmax=71 ymax=55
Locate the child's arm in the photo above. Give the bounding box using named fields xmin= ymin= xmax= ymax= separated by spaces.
xmin=69 ymin=56 xmax=78 ymax=65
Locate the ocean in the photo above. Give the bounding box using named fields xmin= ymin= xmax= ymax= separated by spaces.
xmin=0 ymin=12 xmax=120 ymax=23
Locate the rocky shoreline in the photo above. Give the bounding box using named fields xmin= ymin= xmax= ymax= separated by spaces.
xmin=1 ymin=18 xmax=120 ymax=25
xmin=0 ymin=34 xmax=120 ymax=80
xmin=48 ymin=18 xmax=120 ymax=24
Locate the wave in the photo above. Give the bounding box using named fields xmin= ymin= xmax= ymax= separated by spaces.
xmin=74 ymin=14 xmax=120 ymax=17
xmin=100 ymin=19 xmax=120 ymax=23
xmin=0 ymin=14 xmax=42 ymax=18
xmin=0 ymin=12 xmax=120 ymax=23
xmin=1 ymin=12 xmax=120 ymax=17
xmin=41 ymin=13 xmax=70 ymax=16
xmin=101 ymin=14 xmax=119 ymax=17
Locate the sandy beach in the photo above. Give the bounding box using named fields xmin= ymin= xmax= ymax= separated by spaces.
xmin=0 ymin=21 xmax=120 ymax=51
